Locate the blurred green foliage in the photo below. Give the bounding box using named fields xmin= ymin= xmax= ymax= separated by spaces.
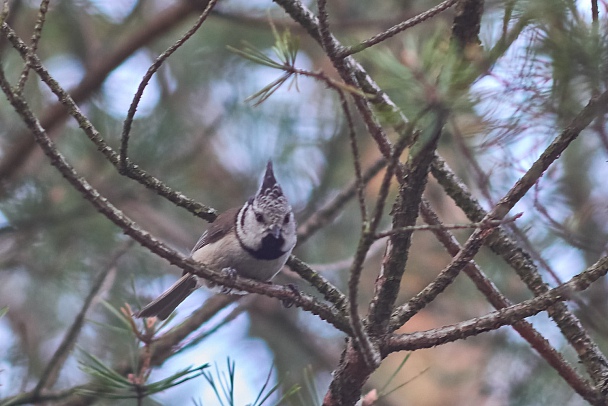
xmin=0 ymin=0 xmax=607 ymax=405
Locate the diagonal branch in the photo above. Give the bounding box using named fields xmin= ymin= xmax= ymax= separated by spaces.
xmin=1 ymin=22 xmax=217 ymax=222
xmin=296 ymin=156 xmax=386 ymax=244
xmin=0 ymin=0 xmax=205 ymax=184
xmin=287 ymin=255 xmax=348 ymax=312
xmin=392 ymin=89 xmax=608 ymax=329
xmin=415 ymin=199 xmax=601 ymax=404
xmin=0 ymin=65 xmax=350 ymax=336
xmin=387 ymin=256 xmax=608 ymax=355
xmin=338 ymin=0 xmax=459 ymax=57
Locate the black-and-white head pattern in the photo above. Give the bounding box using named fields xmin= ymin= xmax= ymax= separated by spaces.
xmin=236 ymin=161 xmax=297 ymax=260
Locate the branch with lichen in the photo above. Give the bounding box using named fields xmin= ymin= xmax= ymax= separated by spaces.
xmin=0 ymin=64 xmax=350 ymax=337
xmin=0 ymin=22 xmax=217 ymax=222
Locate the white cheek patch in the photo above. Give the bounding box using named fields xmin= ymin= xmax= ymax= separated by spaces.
xmin=237 ymin=209 xmax=264 ymax=251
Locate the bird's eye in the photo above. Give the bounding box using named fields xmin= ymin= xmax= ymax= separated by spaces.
xmin=283 ymin=213 xmax=290 ymax=224
xmin=255 ymin=213 xmax=264 ymax=223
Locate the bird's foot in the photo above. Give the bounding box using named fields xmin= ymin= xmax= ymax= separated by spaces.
xmin=219 ymin=267 xmax=238 ymax=294
xmin=281 ymin=283 xmax=301 ymax=308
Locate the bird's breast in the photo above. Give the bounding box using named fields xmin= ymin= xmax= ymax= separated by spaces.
xmin=190 ymin=234 xmax=290 ymax=281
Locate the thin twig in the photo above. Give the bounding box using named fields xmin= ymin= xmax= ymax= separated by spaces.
xmin=375 ymin=213 xmax=521 ymax=238
xmin=16 ymin=0 xmax=50 ymax=93
xmin=176 ymin=302 xmax=246 ymax=355
xmin=297 ymin=156 xmax=386 ymax=244
xmin=287 ymin=256 xmax=348 ymax=312
xmin=308 ymin=238 xmax=385 ymax=273
xmin=120 ymin=0 xmax=219 ymax=171
xmin=338 ymin=0 xmax=458 ymax=58
xmin=533 ymin=184 xmax=603 ymax=254
xmin=449 ymin=116 xmax=495 ymax=206
xmin=339 ymin=90 xmax=367 ymax=223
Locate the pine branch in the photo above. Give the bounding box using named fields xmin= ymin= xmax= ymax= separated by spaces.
xmin=388 ymin=256 xmax=608 ymax=354
xmin=0 ymin=1 xmax=205 ymax=184
xmin=0 ymin=22 xmax=217 ymax=222
xmin=0 ymin=65 xmax=351 ymax=336
xmin=414 ymin=199 xmax=601 ymax=404
xmin=339 ymin=0 xmax=459 ymax=57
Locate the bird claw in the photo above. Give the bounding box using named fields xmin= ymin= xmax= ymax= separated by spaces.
xmin=281 ymin=283 xmax=301 ymax=308
xmin=219 ymin=268 xmax=238 ymax=294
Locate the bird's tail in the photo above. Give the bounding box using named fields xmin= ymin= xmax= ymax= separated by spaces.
xmin=135 ymin=274 xmax=198 ymax=320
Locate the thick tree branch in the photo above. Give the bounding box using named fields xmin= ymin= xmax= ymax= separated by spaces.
xmin=273 ymin=2 xmax=608 ymax=404
xmin=450 ymin=0 xmax=484 ymax=51
xmin=345 ymin=126 xmax=412 ymax=370
xmin=367 ymin=108 xmax=447 ymax=336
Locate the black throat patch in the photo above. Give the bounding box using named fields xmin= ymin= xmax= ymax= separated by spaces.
xmin=238 ymin=232 xmax=286 ymax=261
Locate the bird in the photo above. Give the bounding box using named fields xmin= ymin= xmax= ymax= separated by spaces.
xmin=136 ymin=161 xmax=297 ymax=320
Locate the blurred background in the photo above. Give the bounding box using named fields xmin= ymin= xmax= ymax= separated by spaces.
xmin=1 ymin=0 xmax=607 ymax=405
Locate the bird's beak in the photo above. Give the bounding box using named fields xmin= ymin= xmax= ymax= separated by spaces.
xmin=269 ymin=225 xmax=281 ymax=239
